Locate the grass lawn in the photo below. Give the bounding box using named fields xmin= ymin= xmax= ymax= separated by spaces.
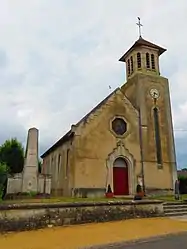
xmin=1 ymin=194 xmax=187 ymax=205
xmin=149 ymin=194 xmax=187 ymax=202
xmin=1 ymin=196 xmax=133 ymax=205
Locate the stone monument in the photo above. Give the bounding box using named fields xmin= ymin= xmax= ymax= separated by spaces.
xmin=6 ymin=128 xmax=51 ymax=196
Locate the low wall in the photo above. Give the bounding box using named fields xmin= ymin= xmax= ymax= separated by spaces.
xmin=0 ymin=200 xmax=164 ymax=232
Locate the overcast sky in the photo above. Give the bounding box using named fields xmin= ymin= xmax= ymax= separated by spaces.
xmin=0 ymin=0 xmax=186 ymax=168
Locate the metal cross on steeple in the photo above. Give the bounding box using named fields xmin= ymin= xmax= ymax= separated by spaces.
xmin=136 ymin=17 xmax=143 ymax=38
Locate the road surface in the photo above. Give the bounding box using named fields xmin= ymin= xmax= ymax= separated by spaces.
xmin=86 ymin=232 xmax=187 ymax=249
xmin=1 ymin=217 xmax=187 ymax=249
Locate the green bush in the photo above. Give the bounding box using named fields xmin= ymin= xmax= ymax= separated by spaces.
xmin=178 ymin=175 xmax=187 ymax=181
xmin=178 ymin=175 xmax=187 ymax=194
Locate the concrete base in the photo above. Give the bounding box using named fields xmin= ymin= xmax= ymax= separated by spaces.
xmin=73 ymin=188 xmax=106 ymax=198
xmin=146 ymin=188 xmax=173 ymax=196
xmin=51 ymin=188 xmax=64 ymax=196
xmin=6 ymin=174 xmax=52 ymax=195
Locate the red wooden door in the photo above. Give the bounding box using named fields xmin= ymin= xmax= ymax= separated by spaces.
xmin=113 ymin=167 xmax=129 ymax=195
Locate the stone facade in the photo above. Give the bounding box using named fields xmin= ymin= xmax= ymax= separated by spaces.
xmin=41 ymin=36 xmax=177 ymax=197
xmin=121 ymin=74 xmax=177 ymax=191
xmin=0 ymin=200 xmax=164 ymax=232
xmin=6 ymin=128 xmax=51 ymax=196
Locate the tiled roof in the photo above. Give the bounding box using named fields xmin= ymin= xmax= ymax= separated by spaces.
xmin=119 ymin=37 xmax=166 ymax=62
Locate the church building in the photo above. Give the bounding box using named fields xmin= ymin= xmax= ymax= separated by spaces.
xmin=41 ymin=31 xmax=177 ymax=197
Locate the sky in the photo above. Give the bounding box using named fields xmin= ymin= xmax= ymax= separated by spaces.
xmin=0 ymin=0 xmax=187 ymax=168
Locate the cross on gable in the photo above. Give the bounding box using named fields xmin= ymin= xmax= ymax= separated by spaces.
xmin=136 ymin=17 xmax=143 ymax=38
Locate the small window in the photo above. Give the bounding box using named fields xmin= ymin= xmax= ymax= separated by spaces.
xmin=137 ymin=53 xmax=141 ymax=68
xmin=127 ymin=59 xmax=130 ymax=76
xmin=130 ymin=56 xmax=133 ymax=73
xmin=151 ymin=54 xmax=155 ymax=70
xmin=146 ymin=53 xmax=150 ymax=68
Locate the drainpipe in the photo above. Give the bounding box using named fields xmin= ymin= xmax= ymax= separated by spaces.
xmin=138 ymin=107 xmax=146 ymax=194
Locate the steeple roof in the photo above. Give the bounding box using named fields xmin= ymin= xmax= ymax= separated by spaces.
xmin=119 ymin=37 xmax=166 ymax=62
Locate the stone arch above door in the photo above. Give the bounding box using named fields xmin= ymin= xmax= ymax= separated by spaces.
xmin=113 ymin=157 xmax=128 ymax=168
xmin=106 ymin=141 xmax=135 ymax=195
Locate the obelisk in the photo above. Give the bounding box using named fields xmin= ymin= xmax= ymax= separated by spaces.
xmin=22 ymin=128 xmax=38 ymax=193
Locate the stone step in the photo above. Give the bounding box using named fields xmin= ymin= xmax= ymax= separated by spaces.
xmin=163 ymin=202 xmax=185 ymax=206
xmin=163 ymin=205 xmax=187 ymax=210
xmin=164 ymin=211 xmax=187 ymax=217
xmin=163 ymin=202 xmax=187 ymax=216
xmin=164 ymin=208 xmax=187 ymax=213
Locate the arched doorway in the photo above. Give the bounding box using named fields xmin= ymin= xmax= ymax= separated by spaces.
xmin=113 ymin=157 xmax=129 ymax=195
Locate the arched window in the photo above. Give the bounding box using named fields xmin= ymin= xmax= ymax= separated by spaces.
xmin=130 ymin=56 xmax=134 ymax=73
xmin=50 ymin=157 xmax=53 ymax=174
xmin=58 ymin=154 xmax=61 ymax=174
xmin=65 ymin=149 xmax=70 ymax=177
xmin=127 ymin=59 xmax=130 ymax=76
xmin=146 ymin=53 xmax=150 ymax=68
xmin=47 ymin=159 xmax=50 ymax=174
xmin=137 ymin=52 xmax=141 ymax=68
xmin=153 ymin=107 xmax=162 ymax=165
xmin=54 ymin=155 xmax=57 ymax=175
xmin=151 ymin=54 xmax=155 ymax=69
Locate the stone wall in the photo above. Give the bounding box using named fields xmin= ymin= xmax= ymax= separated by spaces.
xmin=0 ymin=200 xmax=164 ymax=232
xmin=6 ymin=174 xmax=22 ymax=194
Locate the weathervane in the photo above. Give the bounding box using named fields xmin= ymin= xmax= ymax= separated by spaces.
xmin=136 ymin=17 xmax=143 ymax=38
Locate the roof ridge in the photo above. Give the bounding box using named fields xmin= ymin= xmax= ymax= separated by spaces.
xmin=75 ymin=87 xmax=120 ymax=127
xmin=41 ymin=87 xmax=120 ymax=158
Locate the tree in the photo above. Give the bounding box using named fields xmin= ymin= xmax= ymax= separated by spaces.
xmin=0 ymin=162 xmax=8 ymax=176
xmin=0 ymin=138 xmax=24 ymax=174
xmin=0 ymin=162 xmax=8 ymax=200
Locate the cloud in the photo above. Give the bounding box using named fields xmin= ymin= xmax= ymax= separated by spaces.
xmin=0 ymin=0 xmax=186 ymax=166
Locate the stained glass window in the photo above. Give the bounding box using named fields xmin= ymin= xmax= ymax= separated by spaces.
xmin=112 ymin=118 xmax=127 ymax=136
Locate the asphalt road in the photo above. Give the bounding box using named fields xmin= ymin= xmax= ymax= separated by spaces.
xmin=85 ymin=232 xmax=187 ymax=249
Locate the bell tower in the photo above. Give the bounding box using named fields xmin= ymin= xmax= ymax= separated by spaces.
xmin=120 ymin=18 xmax=177 ymax=193
xmin=119 ymin=36 xmax=166 ymax=80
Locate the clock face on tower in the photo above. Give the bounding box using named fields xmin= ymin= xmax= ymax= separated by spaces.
xmin=149 ymin=88 xmax=160 ymax=99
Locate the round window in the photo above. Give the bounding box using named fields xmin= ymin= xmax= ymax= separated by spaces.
xmin=112 ymin=118 xmax=127 ymax=136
